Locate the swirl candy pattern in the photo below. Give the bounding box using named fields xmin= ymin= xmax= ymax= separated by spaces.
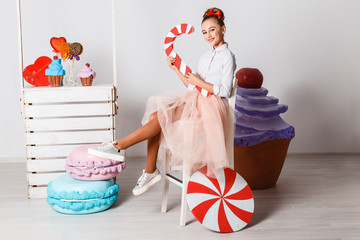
xmin=164 ymin=23 xmax=211 ymax=97
xmin=187 ymin=168 xmax=254 ymax=232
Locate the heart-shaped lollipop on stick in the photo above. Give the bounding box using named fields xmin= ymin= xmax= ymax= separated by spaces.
xmin=50 ymin=37 xmax=67 ymax=53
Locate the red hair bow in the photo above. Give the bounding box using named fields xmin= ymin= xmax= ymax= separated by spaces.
xmin=207 ymin=9 xmax=221 ymax=19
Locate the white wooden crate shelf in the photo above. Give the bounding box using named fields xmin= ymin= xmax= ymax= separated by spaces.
xmin=17 ymin=0 xmax=120 ymax=199
xmin=21 ymin=85 xmax=117 ymax=199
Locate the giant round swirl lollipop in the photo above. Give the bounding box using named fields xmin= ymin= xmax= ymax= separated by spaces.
xmin=187 ymin=168 xmax=254 ymax=232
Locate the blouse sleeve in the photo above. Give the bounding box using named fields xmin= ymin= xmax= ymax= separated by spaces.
xmin=213 ymin=53 xmax=236 ymax=98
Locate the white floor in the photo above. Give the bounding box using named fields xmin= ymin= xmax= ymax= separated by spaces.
xmin=0 ymin=155 xmax=359 ymax=240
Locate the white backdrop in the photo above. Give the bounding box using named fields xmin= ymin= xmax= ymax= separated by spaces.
xmin=1 ymin=0 xmax=360 ymax=160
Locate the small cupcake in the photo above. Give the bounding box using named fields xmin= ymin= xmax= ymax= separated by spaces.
xmin=77 ymin=63 xmax=96 ymax=86
xmin=45 ymin=56 xmax=65 ymax=87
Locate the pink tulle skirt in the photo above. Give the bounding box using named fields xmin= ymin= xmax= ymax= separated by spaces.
xmin=141 ymin=90 xmax=229 ymax=176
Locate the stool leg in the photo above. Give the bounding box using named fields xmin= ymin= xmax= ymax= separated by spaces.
xmin=180 ymin=166 xmax=190 ymax=226
xmin=161 ymin=152 xmax=170 ymax=213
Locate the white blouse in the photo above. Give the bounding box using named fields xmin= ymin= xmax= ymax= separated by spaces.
xmin=196 ymin=43 xmax=236 ymax=98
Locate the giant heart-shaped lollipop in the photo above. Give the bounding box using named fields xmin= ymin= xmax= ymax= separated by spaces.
xmin=23 ymin=56 xmax=52 ymax=86
xmin=50 ymin=37 xmax=67 ymax=53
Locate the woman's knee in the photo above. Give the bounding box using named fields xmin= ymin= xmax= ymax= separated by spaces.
xmin=149 ymin=112 xmax=158 ymax=121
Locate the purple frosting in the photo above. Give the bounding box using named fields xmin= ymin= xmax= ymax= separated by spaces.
xmin=234 ymin=87 xmax=295 ymax=146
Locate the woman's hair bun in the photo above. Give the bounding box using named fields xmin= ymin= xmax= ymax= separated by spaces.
xmin=202 ymin=8 xmax=225 ymax=26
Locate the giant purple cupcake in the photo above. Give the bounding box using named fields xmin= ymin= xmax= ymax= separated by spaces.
xmin=233 ymin=68 xmax=295 ymax=189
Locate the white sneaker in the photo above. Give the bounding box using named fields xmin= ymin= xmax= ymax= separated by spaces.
xmin=88 ymin=142 xmax=126 ymax=162
xmin=132 ymin=169 xmax=161 ymax=196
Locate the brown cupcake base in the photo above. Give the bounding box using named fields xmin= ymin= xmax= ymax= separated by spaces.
xmin=234 ymin=139 xmax=291 ymax=189
xmin=80 ymin=76 xmax=93 ymax=86
xmin=48 ymin=76 xmax=63 ymax=87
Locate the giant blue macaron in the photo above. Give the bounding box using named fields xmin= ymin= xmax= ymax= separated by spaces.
xmin=47 ymin=174 xmax=119 ymax=214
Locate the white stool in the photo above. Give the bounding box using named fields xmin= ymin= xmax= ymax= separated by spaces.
xmin=161 ymin=77 xmax=238 ymax=226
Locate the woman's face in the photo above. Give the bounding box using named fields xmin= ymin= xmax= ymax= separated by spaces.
xmin=201 ymin=18 xmax=226 ymax=49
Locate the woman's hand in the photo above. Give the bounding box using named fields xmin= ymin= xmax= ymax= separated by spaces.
xmin=185 ymin=72 xmax=202 ymax=86
xmin=167 ymin=56 xmax=177 ymax=71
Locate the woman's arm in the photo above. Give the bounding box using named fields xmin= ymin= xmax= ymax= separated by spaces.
xmin=214 ymin=54 xmax=236 ymax=97
xmin=185 ymin=73 xmax=214 ymax=94
xmin=167 ymin=56 xmax=189 ymax=88
xmin=185 ymin=51 xmax=236 ymax=97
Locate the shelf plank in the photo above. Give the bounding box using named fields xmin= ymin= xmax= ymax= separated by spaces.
xmin=22 ymin=85 xmax=114 ymax=103
xmin=23 ymin=102 xmax=114 ymax=118
xmin=26 ymin=144 xmax=97 ymax=158
xmin=28 ymin=186 xmax=48 ymax=199
xmin=25 ymin=116 xmax=114 ymax=131
xmin=26 ymin=130 xmax=113 ymax=145
xmin=27 ymin=158 xmax=66 ymax=172
xmin=28 ymin=172 xmax=66 ymax=186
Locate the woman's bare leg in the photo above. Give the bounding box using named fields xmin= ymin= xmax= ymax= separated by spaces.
xmin=114 ymin=112 xmax=160 ymax=149
xmin=114 ymin=112 xmax=161 ymax=173
xmin=146 ymin=132 xmax=160 ymax=173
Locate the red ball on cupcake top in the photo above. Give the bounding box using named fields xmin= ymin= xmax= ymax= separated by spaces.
xmin=236 ymin=68 xmax=263 ymax=89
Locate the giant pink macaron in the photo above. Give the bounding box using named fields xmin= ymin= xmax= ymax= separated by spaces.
xmin=66 ymin=144 xmax=126 ymax=181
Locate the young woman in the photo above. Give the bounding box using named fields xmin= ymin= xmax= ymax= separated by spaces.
xmin=89 ymin=7 xmax=236 ymax=196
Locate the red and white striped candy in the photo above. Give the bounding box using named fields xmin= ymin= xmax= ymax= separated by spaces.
xmin=164 ymin=23 xmax=211 ymax=97
xmin=187 ymin=168 xmax=254 ymax=232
